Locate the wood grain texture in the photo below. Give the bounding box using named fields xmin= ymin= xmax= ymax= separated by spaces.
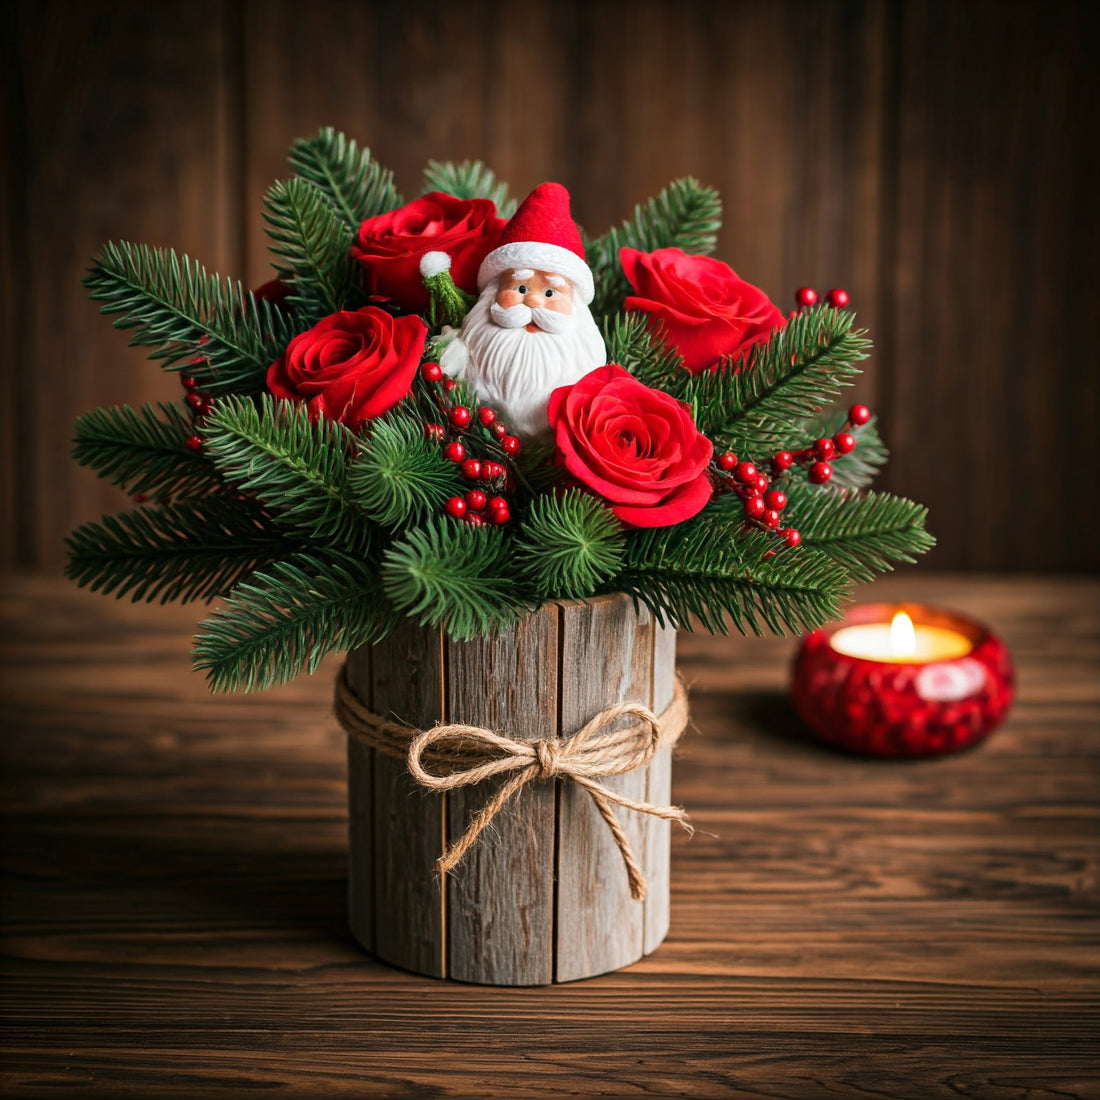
xmin=443 ymin=604 xmax=559 ymax=986
xmin=365 ymin=619 xmax=445 ymax=978
xmin=554 ymin=594 xmax=658 ymax=982
xmin=1 ymin=575 xmax=1098 ymax=1096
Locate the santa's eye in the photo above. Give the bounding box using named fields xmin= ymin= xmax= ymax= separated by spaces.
xmin=544 ymin=288 xmax=555 ymax=297
xmin=516 ymin=285 xmax=528 ymax=294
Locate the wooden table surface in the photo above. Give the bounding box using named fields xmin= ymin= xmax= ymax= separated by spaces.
xmin=2 ymin=574 xmax=1098 ymax=1098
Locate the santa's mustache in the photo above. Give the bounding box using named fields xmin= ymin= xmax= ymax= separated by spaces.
xmin=489 ymin=301 xmax=575 ymax=335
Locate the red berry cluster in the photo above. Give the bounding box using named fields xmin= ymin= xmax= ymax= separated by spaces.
xmin=180 ymin=371 xmax=212 ymax=452
xmin=713 ymin=403 xmax=871 ymax=548
xmin=420 ymin=361 xmax=518 ymax=527
xmin=794 ymin=286 xmax=850 ymax=310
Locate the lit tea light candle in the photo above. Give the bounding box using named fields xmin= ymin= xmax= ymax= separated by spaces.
xmin=830 ymin=610 xmax=973 ymax=663
xmin=791 ymin=603 xmax=1014 ymax=757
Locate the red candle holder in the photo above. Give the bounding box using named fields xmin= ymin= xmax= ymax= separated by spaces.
xmin=791 ymin=602 xmax=1015 ymax=757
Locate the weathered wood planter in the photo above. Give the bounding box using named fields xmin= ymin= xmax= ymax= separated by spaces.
xmin=343 ymin=592 xmax=678 ymax=985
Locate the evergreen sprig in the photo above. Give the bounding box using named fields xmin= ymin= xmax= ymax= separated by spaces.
xmin=588 ymin=178 xmax=722 ymax=318
xmin=421 ymin=159 xmax=517 ymax=218
xmin=348 ymin=415 xmax=463 ymax=529
xmin=193 ymin=552 xmax=399 ymax=692
xmin=613 ymin=512 xmax=850 ymax=635
xmin=201 ymin=395 xmax=372 ymax=548
xmin=262 ymin=177 xmax=359 ymax=321
xmin=516 ymin=490 xmax=625 ymax=600
xmin=783 ymin=487 xmax=935 ymax=581
xmin=602 ymin=311 xmax=687 ymax=394
xmin=72 ymin=401 xmax=222 ymax=500
xmin=65 ymin=497 xmax=297 ymax=604
xmin=688 ymin=305 xmax=870 ymax=456
xmin=382 ymin=519 xmax=533 ymax=640
xmin=83 ymin=242 xmax=295 ymax=395
xmin=286 ymin=127 xmax=401 ymax=232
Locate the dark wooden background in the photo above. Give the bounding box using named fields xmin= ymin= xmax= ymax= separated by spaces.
xmin=3 ymin=0 xmax=1098 ymax=575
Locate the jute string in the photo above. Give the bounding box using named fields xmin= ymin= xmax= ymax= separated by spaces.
xmin=333 ymin=665 xmax=692 ymax=900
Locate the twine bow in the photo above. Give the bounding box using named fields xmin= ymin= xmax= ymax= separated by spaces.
xmin=334 ymin=667 xmax=691 ymax=901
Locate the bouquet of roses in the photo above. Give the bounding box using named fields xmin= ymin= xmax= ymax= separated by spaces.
xmin=67 ymin=128 xmax=933 ymax=691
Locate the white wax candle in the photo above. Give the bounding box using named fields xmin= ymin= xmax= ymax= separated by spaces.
xmin=830 ymin=612 xmax=972 ymax=664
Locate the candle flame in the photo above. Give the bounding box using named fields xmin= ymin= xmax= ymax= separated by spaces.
xmin=890 ymin=611 xmax=917 ymax=657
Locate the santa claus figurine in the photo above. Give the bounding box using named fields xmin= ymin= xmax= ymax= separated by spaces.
xmin=425 ymin=182 xmax=607 ymax=440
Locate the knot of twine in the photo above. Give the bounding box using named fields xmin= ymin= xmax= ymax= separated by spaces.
xmin=334 ymin=667 xmax=692 ymax=900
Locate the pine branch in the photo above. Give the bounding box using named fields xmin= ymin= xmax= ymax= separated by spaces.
xmin=72 ymin=401 xmax=222 ymax=499
xmin=262 ymin=177 xmax=359 ymax=321
xmin=516 ymin=490 xmax=625 ymax=600
xmin=421 ymin=159 xmax=517 ymax=217
xmin=688 ymin=305 xmax=870 ymax=457
xmin=83 ymin=242 xmax=295 ymax=395
xmin=588 ymin=178 xmax=722 ymax=319
xmin=287 ymin=127 xmax=402 ymax=232
xmin=193 ymin=552 xmax=399 ymax=693
xmin=201 ymin=395 xmax=374 ymax=549
xmin=601 ymin=311 xmax=688 ymax=396
xmin=612 ymin=510 xmax=850 ymax=635
xmin=347 ymin=415 xmax=463 ymax=530
xmin=65 ymin=496 xmax=298 ymax=604
xmin=783 ymin=486 xmax=935 ymax=582
xmin=382 ymin=518 xmax=533 ymax=640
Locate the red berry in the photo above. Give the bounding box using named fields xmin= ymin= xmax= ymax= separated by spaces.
xmin=717 ymin=452 xmax=738 ymax=471
xmin=752 ymin=472 xmax=769 ymax=494
xmin=443 ymin=441 xmax=466 ymax=463
xmin=795 ymin=287 xmax=818 ymax=308
xmin=763 ymin=509 xmax=782 ymax=528
xmin=132 ymin=492 xmax=148 ymax=504
xmin=444 ymin=496 xmax=467 ymax=518
xmin=424 ymin=422 xmax=445 ymax=442
xmin=764 ymin=489 xmax=787 ymax=511
xmin=477 ymin=407 xmax=497 ymax=427
xmin=465 ymin=489 xmax=487 ymax=511
xmin=449 ymin=406 xmax=471 ymax=429
xmin=443 ymin=379 xmax=456 ymax=391
xmin=186 ymin=390 xmax=206 ymax=410
xmin=488 ymin=498 xmax=511 ymax=524
xmin=491 ymin=422 xmax=508 ymax=440
xmin=781 ymin=528 xmax=802 ymax=547
xmin=734 ymin=461 xmax=757 ymax=484
xmin=186 ymin=435 xmax=203 ymax=452
xmin=464 ymin=512 xmax=483 ymax=527
xmin=814 ymin=437 xmax=836 ymax=462
xmin=501 ymin=435 xmax=520 ymax=455
xmin=809 ymin=461 xmax=833 ymax=484
xmin=833 ymin=431 xmax=856 ymax=454
xmin=773 ymin=450 xmax=794 ymax=470
xmin=744 ymin=496 xmax=766 ymax=520
xmin=180 ymin=374 xmax=198 ymax=390
xmin=461 ymin=458 xmax=483 ymax=481
xmin=825 ymin=288 xmax=850 ymax=308
xmin=482 ymin=461 xmax=504 ymax=481
xmin=848 ymin=404 xmax=871 ymax=426
xmin=421 ymin=362 xmax=444 ymax=382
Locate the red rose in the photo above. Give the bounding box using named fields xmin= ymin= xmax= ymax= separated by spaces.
xmin=620 ymin=247 xmax=785 ymax=374
xmin=547 ymin=364 xmax=714 ymax=528
xmin=266 ymin=307 xmax=427 ymax=430
xmin=351 ymin=193 xmax=506 ymax=314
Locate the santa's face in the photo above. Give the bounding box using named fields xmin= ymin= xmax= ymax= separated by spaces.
xmin=494 ymin=269 xmax=574 ymax=331
xmin=449 ymin=270 xmax=607 ymax=439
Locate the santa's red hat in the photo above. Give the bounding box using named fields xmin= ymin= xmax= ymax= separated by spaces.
xmin=476 ymin=183 xmax=594 ymax=304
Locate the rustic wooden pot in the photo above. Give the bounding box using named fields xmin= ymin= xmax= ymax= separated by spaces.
xmin=344 ymin=592 xmax=677 ymax=985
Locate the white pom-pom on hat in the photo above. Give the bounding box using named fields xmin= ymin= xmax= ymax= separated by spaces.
xmin=420 ymin=251 xmax=452 ymax=278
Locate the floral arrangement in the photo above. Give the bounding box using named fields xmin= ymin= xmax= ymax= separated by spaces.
xmin=67 ymin=128 xmax=933 ymax=691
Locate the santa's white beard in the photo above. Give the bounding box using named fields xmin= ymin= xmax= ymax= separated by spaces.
xmin=444 ymin=280 xmax=607 ymax=439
